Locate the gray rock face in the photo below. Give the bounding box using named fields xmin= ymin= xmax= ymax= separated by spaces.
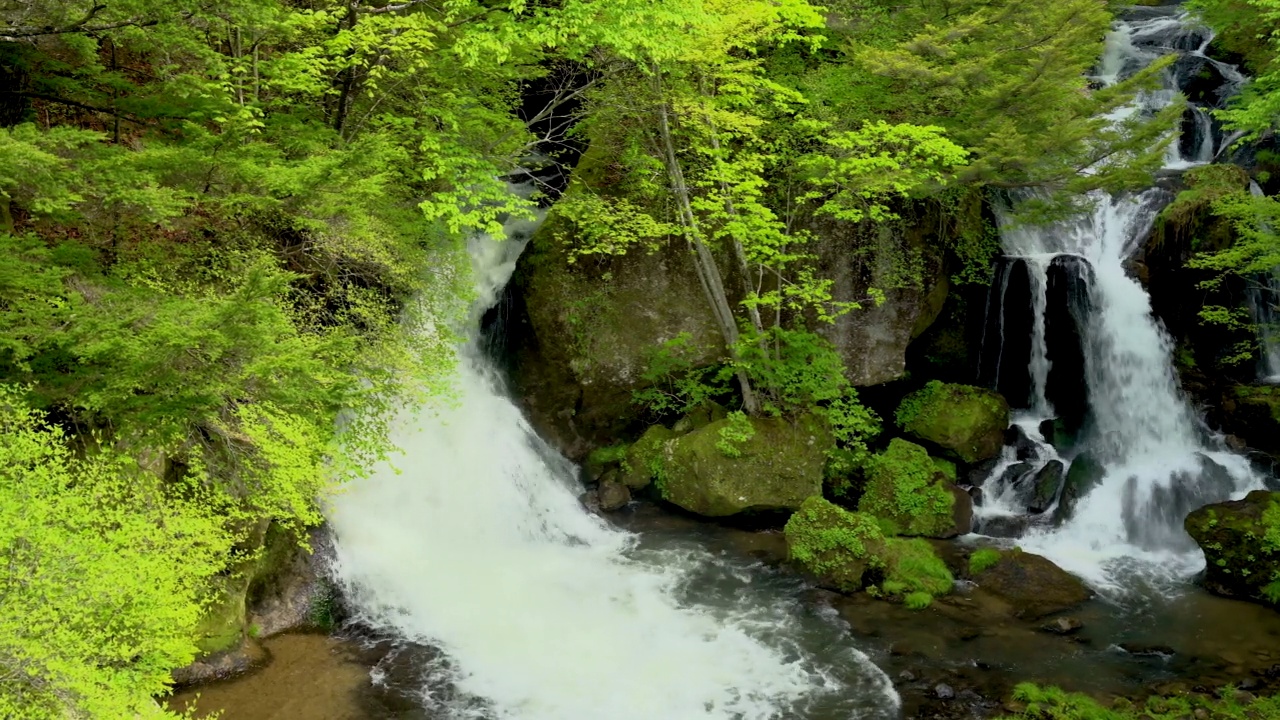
xmin=812 ymin=217 xmax=950 ymax=387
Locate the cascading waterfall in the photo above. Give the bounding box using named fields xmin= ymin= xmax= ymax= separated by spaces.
xmin=326 ymin=204 xmax=898 ymax=719
xmin=976 ymin=7 xmax=1264 ymax=589
xmin=1244 ymin=180 xmax=1280 ymax=383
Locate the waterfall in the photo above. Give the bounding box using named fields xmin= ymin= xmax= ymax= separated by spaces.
xmin=1244 ymin=181 xmax=1280 ymax=383
xmin=326 ymin=204 xmax=898 ymax=719
xmin=977 ymin=8 xmax=1265 ymax=589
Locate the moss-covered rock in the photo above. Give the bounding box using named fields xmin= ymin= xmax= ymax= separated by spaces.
xmin=658 ymin=415 xmax=832 ymax=517
xmin=1185 ymin=490 xmax=1280 ymax=607
xmin=785 ymin=497 xmax=955 ymax=601
xmin=1223 ymin=385 xmax=1280 ymax=456
xmin=507 ymin=146 xmax=724 ymax=461
xmin=896 ymin=381 xmax=1010 ymax=463
xmin=970 ymin=548 xmax=1093 ymax=619
xmin=620 ymin=424 xmax=677 ymax=490
xmin=860 ymin=438 xmax=966 ymax=538
xmin=1054 ymin=453 xmax=1106 ymax=525
xmin=785 ymin=496 xmax=888 ymax=592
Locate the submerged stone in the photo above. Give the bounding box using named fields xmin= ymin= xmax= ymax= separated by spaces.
xmin=1186 ymin=490 xmax=1280 ymax=608
xmin=970 ymin=549 xmax=1093 ymax=619
xmin=658 ymin=415 xmax=830 ymax=517
xmin=896 ymin=381 xmax=1010 ymax=464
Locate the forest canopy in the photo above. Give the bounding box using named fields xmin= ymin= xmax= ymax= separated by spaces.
xmin=0 ymin=0 xmax=1189 ymax=715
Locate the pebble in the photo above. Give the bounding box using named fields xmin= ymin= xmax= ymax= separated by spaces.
xmin=935 ymin=683 xmax=956 ymax=700
xmin=1039 ymin=616 xmax=1084 ymax=635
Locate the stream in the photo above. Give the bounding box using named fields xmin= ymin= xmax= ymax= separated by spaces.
xmin=173 ymin=5 xmax=1280 ymax=720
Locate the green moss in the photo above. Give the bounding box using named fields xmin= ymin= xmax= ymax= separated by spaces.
xmin=882 ymin=537 xmax=955 ymax=596
xmin=932 ymin=457 xmax=957 ymax=483
xmin=784 ymin=496 xmax=887 ymax=592
xmin=660 ymin=415 xmax=829 ymax=517
xmin=1186 ymin=491 xmax=1280 ymax=608
xmin=904 ymin=591 xmax=933 ymax=610
xmin=620 ymin=424 xmax=676 ymax=490
xmin=1157 ymin=164 xmax=1250 ymax=249
xmin=1000 ymin=682 xmax=1280 ymax=720
xmin=969 ymin=547 xmax=1002 ymax=574
xmin=587 ymin=443 xmax=629 ymax=468
xmin=895 ymin=381 xmax=1009 ymax=463
xmin=859 ymin=439 xmax=957 ymax=537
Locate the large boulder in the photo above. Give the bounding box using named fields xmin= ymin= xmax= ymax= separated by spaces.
xmin=657 ymin=415 xmax=832 ymax=517
xmin=859 ymin=438 xmax=968 ymax=538
xmin=784 ymin=496 xmax=888 ymax=593
xmin=506 ymin=144 xmax=726 ymax=461
xmin=784 ymin=497 xmax=955 ymax=599
xmin=970 ymin=549 xmax=1093 ymax=619
xmin=811 ymin=195 xmax=964 ymax=387
xmin=895 ymin=381 xmax=1010 ymax=464
xmin=1186 ymin=490 xmax=1280 ymax=607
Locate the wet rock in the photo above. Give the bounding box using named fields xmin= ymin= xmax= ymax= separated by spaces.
xmin=1186 ymin=490 xmax=1280 ymax=607
xmin=1045 ymin=255 xmax=1094 ymax=436
xmin=1119 ymin=642 xmax=1176 ymax=657
xmin=660 ymin=415 xmax=830 ymax=517
xmin=1174 ymin=55 xmax=1235 ymax=107
xmin=968 ymin=486 xmax=985 ymax=508
xmin=1028 ymin=460 xmax=1066 ymax=514
xmin=597 ymin=476 xmax=631 ymax=511
xmin=899 ymin=670 xmax=917 ymax=682
xmin=1006 ymin=425 xmax=1040 ymax=462
xmin=1054 ymin=453 xmax=1105 ymax=526
xmin=967 ymin=458 xmax=1000 ymax=488
xmin=1038 ymin=418 xmax=1076 ymax=453
xmin=979 ymin=258 xmax=1035 ymax=408
xmin=171 ymin=639 xmax=268 ymax=686
xmin=896 ymin=381 xmax=1011 ymax=464
xmin=1039 ymin=616 xmax=1084 ymax=635
xmin=935 ymin=683 xmax=956 ymax=700
xmin=976 ymin=514 xmax=1030 ymax=538
xmin=950 ymin=484 xmax=975 ymax=536
xmin=998 ymin=461 xmax=1037 ymax=488
xmin=970 ymin=549 xmax=1093 ymax=619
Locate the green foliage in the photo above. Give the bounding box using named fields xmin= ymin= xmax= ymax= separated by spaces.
xmin=785 ymin=496 xmax=887 ymax=592
xmin=882 ymin=537 xmax=955 ymax=595
xmin=970 ymin=547 xmax=1003 ymax=574
xmin=635 ymin=327 xmax=881 ymax=469
xmin=716 ymin=410 xmax=757 ymax=458
xmin=0 ymin=386 xmax=231 ymax=719
xmin=903 ymin=591 xmax=934 ymax=610
xmin=1003 ymin=682 xmax=1280 ymax=720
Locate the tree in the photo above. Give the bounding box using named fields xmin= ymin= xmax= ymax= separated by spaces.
xmin=0 ymin=385 xmax=231 ymax=719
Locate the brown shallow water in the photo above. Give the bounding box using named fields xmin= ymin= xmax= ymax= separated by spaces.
xmin=168 ymin=634 xmax=371 ymax=720
xmin=178 ymin=503 xmax=1280 ymax=719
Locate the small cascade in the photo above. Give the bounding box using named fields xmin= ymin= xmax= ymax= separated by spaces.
xmin=975 ymin=8 xmax=1265 ymax=589
xmin=326 ymin=198 xmax=899 ymax=719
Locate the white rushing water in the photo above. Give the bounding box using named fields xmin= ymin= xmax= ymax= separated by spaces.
xmin=979 ymin=9 xmax=1264 ymax=590
xmin=327 ymin=208 xmax=898 ymax=719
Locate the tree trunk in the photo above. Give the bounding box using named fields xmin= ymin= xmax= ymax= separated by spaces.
xmin=654 ymin=86 xmax=761 ymax=415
